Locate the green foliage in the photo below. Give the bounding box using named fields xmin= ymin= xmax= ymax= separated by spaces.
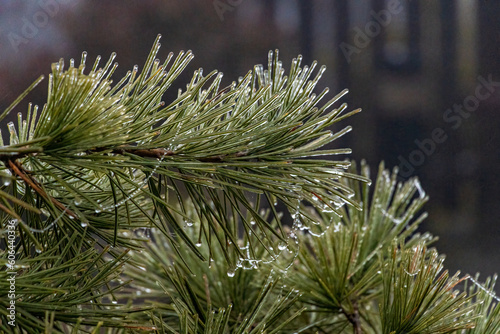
xmin=380 ymin=243 xmax=476 ymax=334
xmin=122 ymin=200 xmax=302 ymax=333
xmin=461 ymin=275 xmax=500 ymax=334
xmin=0 ymin=234 xmax=148 ymax=333
xmin=0 ymin=36 xmax=499 ymax=333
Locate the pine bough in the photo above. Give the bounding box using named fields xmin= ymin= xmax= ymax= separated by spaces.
xmin=0 ymin=35 xmax=498 ymax=334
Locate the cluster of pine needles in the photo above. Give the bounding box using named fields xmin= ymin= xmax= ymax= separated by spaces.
xmin=0 ymin=35 xmax=499 ymax=333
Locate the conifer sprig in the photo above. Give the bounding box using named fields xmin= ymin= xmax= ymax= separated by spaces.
xmin=0 ymin=235 xmax=151 ymax=333
xmin=381 ymin=243 xmax=476 ymax=334
xmin=0 ymin=35 xmax=363 ymax=265
xmin=0 ymin=36 xmax=497 ymax=334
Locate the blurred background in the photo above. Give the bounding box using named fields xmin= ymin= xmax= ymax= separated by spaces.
xmin=0 ymin=0 xmax=499 ymax=281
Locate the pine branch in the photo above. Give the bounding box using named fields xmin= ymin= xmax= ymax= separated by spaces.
xmin=122 ymin=223 xmax=302 ymax=333
xmin=380 ymin=243 xmax=477 ymax=334
xmin=0 ymin=35 xmax=364 ymax=266
xmin=460 ymin=275 xmax=500 ymax=334
xmin=2 ymin=35 xmax=497 ymax=334
xmin=7 ymin=159 xmax=77 ymax=219
xmin=275 ymin=161 xmax=433 ymax=333
xmin=0 ymin=234 xmax=153 ymax=333
xmin=341 ymin=301 xmax=362 ymax=334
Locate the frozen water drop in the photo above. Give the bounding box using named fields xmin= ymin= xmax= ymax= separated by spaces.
xmin=1 ymin=169 xmax=12 ymax=187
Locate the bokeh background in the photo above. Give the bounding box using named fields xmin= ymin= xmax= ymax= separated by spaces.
xmin=1 ymin=0 xmax=499 ymax=281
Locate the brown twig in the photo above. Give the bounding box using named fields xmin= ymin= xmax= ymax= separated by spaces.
xmin=7 ymin=159 xmax=78 ymax=219
xmin=342 ymin=301 xmax=362 ymax=334
xmin=111 ymin=147 xmax=175 ymax=159
xmin=0 ymin=201 xmax=22 ymax=221
xmin=1 ymin=144 xmax=248 ymax=163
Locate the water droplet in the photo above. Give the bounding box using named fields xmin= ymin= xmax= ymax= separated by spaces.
xmin=111 ymin=300 xmax=118 ymax=304
xmin=278 ymin=243 xmax=287 ymax=251
xmin=195 ymin=242 xmax=202 ymax=247
xmin=35 ymin=247 xmax=42 ymax=254
xmin=81 ymin=222 xmax=88 ymax=227
xmin=1 ymin=169 xmax=12 ymax=186
xmin=74 ymin=197 xmax=82 ymax=205
xmin=227 ymin=269 xmax=236 ymax=277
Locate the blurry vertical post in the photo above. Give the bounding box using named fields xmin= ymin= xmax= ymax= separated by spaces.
xmin=397 ymin=74 xmax=500 ymax=179
xmin=339 ymin=0 xmax=404 ymax=63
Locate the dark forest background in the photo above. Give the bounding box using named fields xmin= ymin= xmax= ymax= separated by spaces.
xmin=1 ymin=0 xmax=500 ymax=281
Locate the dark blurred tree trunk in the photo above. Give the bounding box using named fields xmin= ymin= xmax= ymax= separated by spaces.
xmin=333 ymin=0 xmax=350 ymax=89
xmin=262 ymin=0 xmax=276 ymax=25
xmin=478 ymin=1 xmax=500 ymax=77
xmin=440 ymin=0 xmax=456 ymax=103
xmin=477 ymin=0 xmax=500 ymax=236
xmin=439 ymin=0 xmax=457 ymax=208
xmin=299 ymin=0 xmax=313 ymax=64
